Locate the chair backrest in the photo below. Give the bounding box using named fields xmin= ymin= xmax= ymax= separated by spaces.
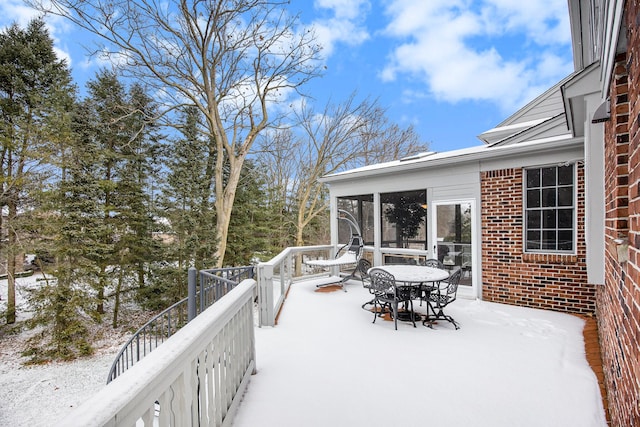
xmin=422 ymin=258 xmax=444 ymax=269
xmin=337 ymin=234 xmax=363 ymax=259
xmin=357 ymin=258 xmax=372 ymax=280
xmin=348 ymin=235 xmax=364 ymax=254
xmin=368 ymin=268 xmax=395 ymax=296
xmin=446 ymin=268 xmax=462 ymax=297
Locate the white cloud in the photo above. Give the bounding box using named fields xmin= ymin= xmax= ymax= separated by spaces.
xmin=311 ymin=0 xmax=370 ymax=57
xmin=315 ymin=0 xmax=366 ymax=19
xmin=482 ymin=0 xmax=571 ymax=45
xmin=0 ymin=0 xmax=75 ymax=67
xmin=380 ymin=0 xmax=573 ymax=111
xmin=0 ymin=0 xmax=40 ymax=28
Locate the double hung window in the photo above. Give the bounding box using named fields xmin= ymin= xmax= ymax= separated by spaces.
xmin=524 ymin=164 xmax=575 ymax=252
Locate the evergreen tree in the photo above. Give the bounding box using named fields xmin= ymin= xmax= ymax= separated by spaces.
xmin=161 ymin=105 xmax=218 ymax=270
xmin=71 ymin=70 xmax=160 ymax=318
xmin=24 ymin=143 xmax=100 ymax=361
xmin=0 ymin=18 xmax=76 ymax=324
xmin=108 ymin=82 xmax=162 ymax=326
xmin=22 ymin=93 xmax=102 ymax=362
xmin=223 ymin=160 xmax=270 ymax=266
xmin=147 ymin=106 xmax=216 ymax=309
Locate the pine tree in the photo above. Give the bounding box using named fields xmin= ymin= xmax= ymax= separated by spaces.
xmin=108 ymin=82 xmax=161 ymax=326
xmin=223 ymin=160 xmax=270 ymax=266
xmin=23 ymin=96 xmax=102 ymax=361
xmin=146 ymin=106 xmax=216 ymax=309
xmin=0 ymin=18 xmax=76 ymax=324
xmin=165 ymin=106 xmax=218 ymax=270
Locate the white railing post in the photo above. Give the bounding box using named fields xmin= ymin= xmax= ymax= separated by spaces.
xmin=257 ymin=263 xmax=274 ymax=327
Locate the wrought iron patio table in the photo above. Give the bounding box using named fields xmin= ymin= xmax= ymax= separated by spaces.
xmin=368 ymin=265 xmax=450 ymax=321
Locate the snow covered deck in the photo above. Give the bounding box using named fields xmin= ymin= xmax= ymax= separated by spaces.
xmin=232 ymin=277 xmax=608 ymax=427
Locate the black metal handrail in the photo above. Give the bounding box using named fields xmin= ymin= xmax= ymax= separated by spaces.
xmin=106 ymin=265 xmax=255 ymax=383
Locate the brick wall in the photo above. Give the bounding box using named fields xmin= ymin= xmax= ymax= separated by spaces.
xmin=480 ymin=166 xmax=596 ymax=314
xmin=596 ymin=3 xmax=640 ymax=424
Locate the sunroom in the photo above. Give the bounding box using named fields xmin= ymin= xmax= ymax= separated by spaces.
xmin=320 ymin=76 xmax=592 ymax=310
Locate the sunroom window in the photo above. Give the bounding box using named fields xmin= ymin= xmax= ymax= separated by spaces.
xmin=524 ymin=164 xmax=575 ymax=253
xmin=380 ymin=190 xmax=427 ymax=249
xmin=337 ymin=195 xmax=374 ymax=245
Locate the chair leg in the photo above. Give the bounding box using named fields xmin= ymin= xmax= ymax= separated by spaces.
xmin=392 ymin=303 xmax=398 ymax=330
xmin=409 ymin=300 xmax=416 ymax=328
xmin=372 ymin=299 xmax=378 ymax=324
xmin=443 ymin=314 xmax=460 ymax=330
xmin=423 ymin=305 xmax=460 ymax=330
xmin=362 ymin=298 xmax=376 ymax=311
xmin=423 ymin=302 xmax=437 ymax=328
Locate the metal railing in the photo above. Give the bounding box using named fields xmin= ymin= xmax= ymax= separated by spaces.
xmin=106 ymin=266 xmax=255 ymax=383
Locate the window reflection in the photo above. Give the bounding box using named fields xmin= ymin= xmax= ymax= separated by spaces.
xmin=337 ymin=195 xmax=374 ymax=245
xmin=380 ymin=190 xmax=427 ymax=249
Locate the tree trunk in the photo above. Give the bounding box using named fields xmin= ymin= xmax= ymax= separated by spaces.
xmin=112 ymin=267 xmax=123 ymax=328
xmin=294 ymin=216 xmax=306 ymax=276
xmin=213 ymin=156 xmax=245 ymax=267
xmin=137 ymin=262 xmax=145 ymax=289
xmin=6 ymin=254 xmax=16 ymax=325
xmin=97 ymin=265 xmax=106 ymax=315
xmin=214 ymin=195 xmax=233 ymax=268
xmin=5 ymin=200 xmax=17 ymax=324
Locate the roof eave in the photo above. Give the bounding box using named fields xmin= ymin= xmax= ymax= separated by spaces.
xmin=320 ymin=137 xmax=582 ymax=184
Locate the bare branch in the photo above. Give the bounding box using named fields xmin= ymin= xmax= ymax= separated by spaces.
xmin=27 ymin=0 xmax=323 ymax=264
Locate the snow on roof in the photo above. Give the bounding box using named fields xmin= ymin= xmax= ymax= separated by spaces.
xmin=477 ymin=118 xmax=551 ymax=144
xmin=321 ymin=133 xmax=576 ymax=182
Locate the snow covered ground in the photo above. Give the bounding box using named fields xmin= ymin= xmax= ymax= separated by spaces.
xmin=0 ymin=347 xmax=121 ymax=426
xmin=0 ymin=274 xmax=138 ymax=426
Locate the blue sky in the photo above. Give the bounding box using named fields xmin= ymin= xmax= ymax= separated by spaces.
xmin=0 ymin=0 xmax=574 ymax=152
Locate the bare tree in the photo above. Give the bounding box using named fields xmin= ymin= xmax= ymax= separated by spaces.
xmin=28 ymin=0 xmax=322 ymax=266
xmin=254 ymin=128 xmax=298 ymax=249
xmin=258 ymin=93 xmax=428 ymax=248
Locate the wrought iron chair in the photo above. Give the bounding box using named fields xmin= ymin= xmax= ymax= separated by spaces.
xmin=417 ymin=258 xmax=446 ymax=306
xmin=369 ymin=268 xmax=416 ymax=330
xmin=420 ymin=258 xmax=445 ymax=269
xmin=422 ymin=267 xmax=462 ymax=330
xmin=356 ymin=258 xmax=371 ymax=286
xmin=358 ymin=259 xmax=379 ymax=310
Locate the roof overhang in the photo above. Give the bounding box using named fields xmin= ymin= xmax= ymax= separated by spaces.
xmin=320 ymin=136 xmax=581 ymax=184
xmin=561 ymin=62 xmax=601 ymax=137
xmin=477 ymin=118 xmax=548 ymax=145
xmin=600 ymin=0 xmax=627 ymax=95
xmin=487 ymin=114 xmax=567 ymax=147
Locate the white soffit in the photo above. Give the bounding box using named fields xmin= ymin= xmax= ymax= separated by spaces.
xmin=561 ymin=62 xmax=601 ymax=137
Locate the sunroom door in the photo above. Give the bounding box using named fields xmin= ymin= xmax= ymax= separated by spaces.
xmin=432 ymin=200 xmax=475 ymax=290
